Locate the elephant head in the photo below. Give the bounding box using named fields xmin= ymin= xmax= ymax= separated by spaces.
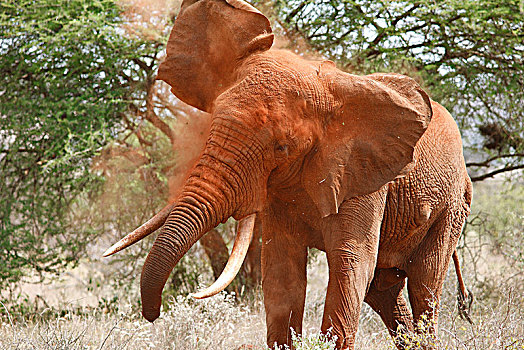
xmin=104 ymin=0 xmax=432 ymax=322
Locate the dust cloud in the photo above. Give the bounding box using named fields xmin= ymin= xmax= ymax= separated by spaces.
xmin=164 ymin=97 xmax=211 ymax=202
xmin=102 ymin=0 xmax=213 ymax=205
xmin=118 ymin=0 xmax=182 ymax=40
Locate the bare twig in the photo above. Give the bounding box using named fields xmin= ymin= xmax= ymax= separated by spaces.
xmin=470 ymin=164 xmax=524 ymax=182
xmin=98 ymin=317 xmax=122 ymax=350
xmin=466 ymin=153 xmax=524 ymax=168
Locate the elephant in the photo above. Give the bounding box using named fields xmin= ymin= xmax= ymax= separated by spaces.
xmin=103 ymin=0 xmax=473 ymax=348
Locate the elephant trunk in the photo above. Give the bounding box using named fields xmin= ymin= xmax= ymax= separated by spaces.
xmin=141 ymin=210 xmax=257 ymax=323
xmin=140 ymin=142 xmax=260 ymax=321
xmin=140 ymin=173 xmax=225 ymax=321
xmin=140 ymin=202 xmax=201 ymax=321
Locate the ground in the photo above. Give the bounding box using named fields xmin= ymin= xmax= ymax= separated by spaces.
xmin=1 ymin=180 xmax=523 ymax=349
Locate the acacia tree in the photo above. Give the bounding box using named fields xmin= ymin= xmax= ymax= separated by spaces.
xmin=271 ymin=0 xmax=523 ymax=180
xmin=0 ymin=0 xmax=258 ymax=298
xmin=0 ymin=0 xmax=170 ymax=288
xmin=86 ymin=0 xmax=262 ymax=293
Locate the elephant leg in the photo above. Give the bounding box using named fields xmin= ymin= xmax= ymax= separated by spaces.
xmin=261 ymin=221 xmax=308 ymax=349
xmin=365 ymin=277 xmax=414 ymax=349
xmin=406 ymin=209 xmax=465 ymax=338
xmin=200 ymin=229 xmax=229 ymax=280
xmin=321 ymin=188 xmax=387 ymax=349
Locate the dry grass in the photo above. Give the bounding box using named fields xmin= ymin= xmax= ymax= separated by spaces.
xmin=1 ymin=181 xmax=522 ymax=349
xmin=1 ymin=253 xmax=523 ymax=350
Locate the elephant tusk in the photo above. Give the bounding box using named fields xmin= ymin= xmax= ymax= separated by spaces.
xmin=191 ymin=213 xmax=256 ymax=299
xmin=102 ymin=203 xmax=176 ymax=257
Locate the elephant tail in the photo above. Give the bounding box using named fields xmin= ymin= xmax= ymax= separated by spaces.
xmin=452 ymin=250 xmax=474 ymax=324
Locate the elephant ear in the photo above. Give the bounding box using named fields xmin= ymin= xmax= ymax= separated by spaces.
xmin=303 ymin=69 xmax=432 ymax=218
xmin=157 ymin=0 xmax=274 ymax=112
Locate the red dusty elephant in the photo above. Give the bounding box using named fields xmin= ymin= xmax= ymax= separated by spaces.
xmin=103 ymin=0 xmax=472 ymax=348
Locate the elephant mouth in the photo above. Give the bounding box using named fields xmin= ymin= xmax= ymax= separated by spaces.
xmin=103 ymin=207 xmax=257 ymax=299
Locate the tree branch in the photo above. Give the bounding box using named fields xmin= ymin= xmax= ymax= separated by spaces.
xmin=392 ymin=3 xmax=421 ymax=27
xmin=132 ymin=58 xmax=152 ymax=74
xmin=470 ymin=164 xmax=524 ymax=182
xmin=142 ymin=78 xmax=176 ymax=146
xmin=144 ymin=108 xmax=176 ymax=146
xmin=284 ymin=2 xmax=308 ymax=24
xmin=367 ymin=4 xmax=421 ymax=50
xmin=467 ymin=154 xmax=524 ymax=167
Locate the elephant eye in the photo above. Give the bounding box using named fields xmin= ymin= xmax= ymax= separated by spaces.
xmin=274 ymin=143 xmax=289 ymax=155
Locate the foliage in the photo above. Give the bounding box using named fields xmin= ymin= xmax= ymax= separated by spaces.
xmin=473 ymin=182 xmax=523 ymax=268
xmin=0 ymin=0 xmax=157 ymax=287
xmin=271 ymin=0 xmax=524 ymax=180
xmin=0 ymin=292 xmax=267 ymax=349
xmin=0 ymin=0 xmax=217 ymax=299
xmin=392 ymin=310 xmax=439 ymax=350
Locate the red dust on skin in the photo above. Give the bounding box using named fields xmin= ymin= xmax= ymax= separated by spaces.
xmin=115 ymin=0 xmax=323 ymax=205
